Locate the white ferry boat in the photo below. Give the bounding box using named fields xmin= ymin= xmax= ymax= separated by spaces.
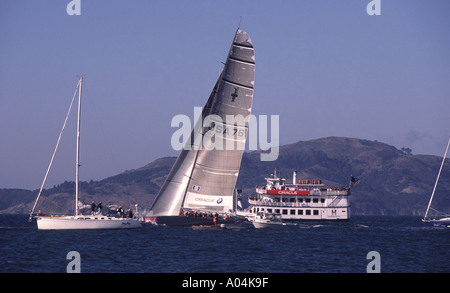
xmin=245 ymin=171 xmax=351 ymax=221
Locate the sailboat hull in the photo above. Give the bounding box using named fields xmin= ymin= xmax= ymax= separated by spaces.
xmin=151 ymin=216 xmax=234 ymax=227
xmin=37 ymin=216 xmax=142 ymax=230
xmin=422 ymin=217 xmax=450 ymax=227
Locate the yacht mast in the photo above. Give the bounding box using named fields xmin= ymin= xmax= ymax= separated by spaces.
xmin=423 ymin=138 xmax=450 ymax=220
xmin=75 ymin=76 xmax=83 ymax=217
xmin=28 ymin=78 xmax=81 ymax=222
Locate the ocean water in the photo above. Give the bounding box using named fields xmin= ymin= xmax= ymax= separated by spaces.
xmin=0 ymin=215 xmax=448 ymax=273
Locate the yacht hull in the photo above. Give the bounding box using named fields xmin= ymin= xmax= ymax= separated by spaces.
xmin=151 ymin=216 xmax=233 ymax=227
xmin=37 ymin=216 xmax=142 ymax=230
xmin=422 ymin=217 xmax=450 ymax=227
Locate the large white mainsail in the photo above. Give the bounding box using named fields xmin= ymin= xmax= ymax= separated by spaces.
xmin=150 ymin=29 xmax=255 ymax=218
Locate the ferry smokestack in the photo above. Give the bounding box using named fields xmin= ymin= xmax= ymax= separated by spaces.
xmin=293 ymin=171 xmax=297 ymax=184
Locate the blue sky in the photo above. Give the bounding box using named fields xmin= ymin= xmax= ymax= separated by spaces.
xmin=1 ymin=0 xmax=449 ymax=189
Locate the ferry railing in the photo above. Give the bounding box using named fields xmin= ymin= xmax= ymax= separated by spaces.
xmin=256 ymin=189 xmax=349 ymax=196
xmin=248 ymin=199 xmax=322 ymax=208
xmin=310 ymin=190 xmax=349 ymax=196
xmin=249 ymin=191 xmax=349 ymax=207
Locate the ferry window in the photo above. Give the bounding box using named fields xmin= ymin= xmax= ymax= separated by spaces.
xmin=282 ymin=209 xmax=288 ymax=215
xmin=289 ymin=198 xmax=296 ymax=202
xmin=298 ymin=210 xmax=303 ymax=215
xmin=313 ymin=198 xmax=319 ymax=203
xmin=306 ymin=210 xmax=311 ymax=215
xmin=313 ymin=210 xmax=319 ymax=215
xmin=290 ymin=209 xmax=295 ymax=215
xmin=267 ymin=209 xmax=272 ymax=213
xmin=321 ymin=198 xmax=325 ymax=203
xmin=305 ymin=198 xmax=311 ymax=203
xmin=275 ymin=209 xmax=280 ymax=214
xmin=298 ymin=198 xmax=303 ymax=203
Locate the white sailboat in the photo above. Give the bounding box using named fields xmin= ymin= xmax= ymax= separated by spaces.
xmin=148 ymin=29 xmax=255 ymax=226
xmin=29 ymin=76 xmax=141 ymax=230
xmin=422 ymin=139 xmax=450 ymax=227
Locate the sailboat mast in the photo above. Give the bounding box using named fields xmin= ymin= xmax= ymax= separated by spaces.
xmin=28 ymin=78 xmax=81 ymax=222
xmin=75 ymin=76 xmax=83 ymax=217
xmin=424 ymin=138 xmax=450 ymax=220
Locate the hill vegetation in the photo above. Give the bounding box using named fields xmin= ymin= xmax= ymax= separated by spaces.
xmin=1 ymin=137 xmax=449 ymax=216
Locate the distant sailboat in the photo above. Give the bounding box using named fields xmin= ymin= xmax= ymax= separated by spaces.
xmin=29 ymin=77 xmax=141 ymax=230
xmin=422 ymin=139 xmax=450 ymax=227
xmin=149 ymin=29 xmax=255 ymax=226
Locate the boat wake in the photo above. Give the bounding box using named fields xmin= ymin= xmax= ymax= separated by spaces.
xmin=297 ymin=224 xmax=324 ymax=229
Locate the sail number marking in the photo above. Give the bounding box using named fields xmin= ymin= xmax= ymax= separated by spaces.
xmin=205 ymin=123 xmax=245 ymax=137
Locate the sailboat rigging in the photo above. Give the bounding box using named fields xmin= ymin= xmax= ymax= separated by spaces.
xmin=29 ymin=76 xmax=141 ymax=229
xmin=28 ymin=77 xmax=81 ymax=222
xmin=422 ymin=138 xmax=450 ymax=226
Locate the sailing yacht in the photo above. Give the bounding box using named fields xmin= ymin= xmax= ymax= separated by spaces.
xmin=148 ymin=29 xmax=255 ymax=226
xmin=29 ymin=77 xmax=141 ymax=230
xmin=422 ymin=139 xmax=450 ymax=227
